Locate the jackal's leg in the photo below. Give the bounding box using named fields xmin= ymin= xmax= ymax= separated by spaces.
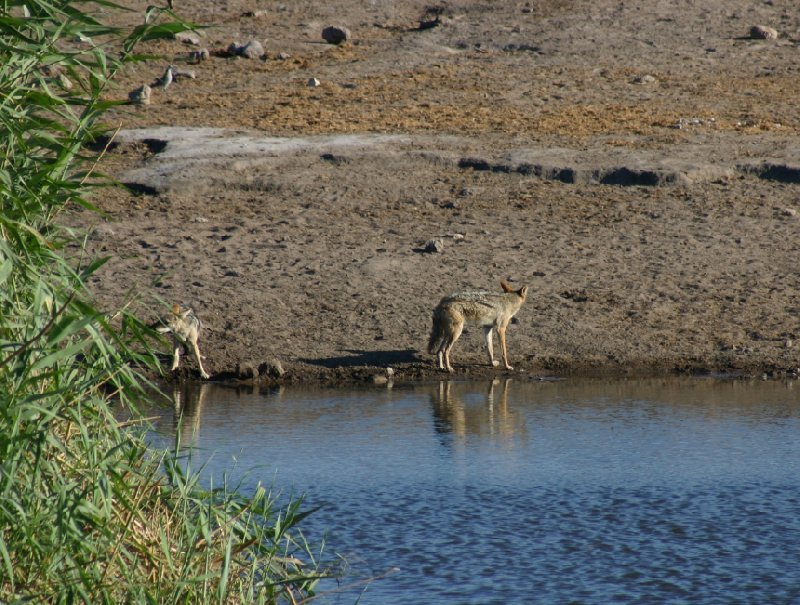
xmin=443 ymin=321 xmax=464 ymax=373
xmin=497 ymin=323 xmax=513 ymax=370
xmin=171 ymin=342 xmax=181 ymax=371
xmin=483 ymin=326 xmax=500 ymax=367
xmin=435 ymin=334 xmax=449 ymax=370
xmin=191 ymin=340 xmax=210 ymax=380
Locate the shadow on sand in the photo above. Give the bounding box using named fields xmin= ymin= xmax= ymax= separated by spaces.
xmin=299 ymin=349 xmax=422 ymax=368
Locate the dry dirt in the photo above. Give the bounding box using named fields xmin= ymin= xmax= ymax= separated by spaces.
xmin=68 ymin=0 xmax=800 ymax=384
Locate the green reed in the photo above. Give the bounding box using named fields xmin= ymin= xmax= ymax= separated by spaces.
xmin=0 ymin=1 xmax=327 ymax=602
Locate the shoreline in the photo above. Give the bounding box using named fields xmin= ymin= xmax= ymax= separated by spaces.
xmin=155 ymin=355 xmax=800 ymax=388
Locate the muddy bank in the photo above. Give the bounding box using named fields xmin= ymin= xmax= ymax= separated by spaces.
xmin=69 ymin=0 xmax=800 ymax=384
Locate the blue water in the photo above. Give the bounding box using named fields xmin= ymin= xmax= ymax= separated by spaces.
xmin=145 ymin=377 xmax=800 ymax=604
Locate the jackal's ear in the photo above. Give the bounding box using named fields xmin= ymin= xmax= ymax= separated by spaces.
xmin=500 ymin=280 xmax=514 ymax=293
xmin=518 ymin=285 xmax=529 ymax=298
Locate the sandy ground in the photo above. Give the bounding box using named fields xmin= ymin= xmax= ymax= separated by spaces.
xmin=68 ymin=0 xmax=800 ymax=384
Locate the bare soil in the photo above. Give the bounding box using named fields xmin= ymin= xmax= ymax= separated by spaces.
xmin=69 ymin=0 xmax=800 ymax=384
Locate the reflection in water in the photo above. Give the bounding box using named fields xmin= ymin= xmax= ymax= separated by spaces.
xmin=430 ymin=379 xmax=527 ymax=450
xmin=169 ymin=380 xmax=209 ymax=446
xmin=139 ymin=377 xmax=800 ymax=605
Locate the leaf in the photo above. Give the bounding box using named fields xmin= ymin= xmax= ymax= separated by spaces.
xmin=0 ymin=258 xmax=12 ymax=286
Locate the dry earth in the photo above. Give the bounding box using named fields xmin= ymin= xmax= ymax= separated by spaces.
xmin=68 ymin=0 xmax=800 ymax=384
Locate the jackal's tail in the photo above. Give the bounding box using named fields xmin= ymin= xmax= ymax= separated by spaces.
xmin=427 ymin=306 xmax=446 ymax=354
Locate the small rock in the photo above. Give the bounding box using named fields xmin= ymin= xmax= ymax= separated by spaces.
xmin=786 ymin=340 xmax=794 ymax=349
xmin=242 ymin=9 xmax=268 ymax=18
xmin=307 ymin=77 xmax=321 ymax=87
xmin=418 ymin=16 xmax=441 ymax=30
xmin=424 ymin=238 xmax=444 ymax=253
xmin=322 ymin=25 xmax=351 ymax=45
xmin=174 ymin=31 xmax=202 ymax=45
xmin=228 ymin=39 xmax=264 ymax=59
xmin=749 ymin=25 xmax=778 ymax=40
xmin=259 ymin=358 xmax=285 ymax=378
xmin=237 ymin=362 xmax=259 ymax=380
xmin=634 ymin=74 xmax=657 ymax=85
xmin=240 ymin=39 xmax=265 ymax=59
xmin=386 ymin=367 xmax=395 ymax=377
xmin=89 ymin=225 xmax=116 ymax=240
xmin=128 ymin=84 xmax=151 ymax=105
xmin=781 ymin=208 xmax=797 ymax=217
xmin=172 ymin=67 xmax=196 ymax=80
xmin=188 ymin=48 xmax=210 ymax=63
xmin=277 ymin=51 xmax=292 ymax=60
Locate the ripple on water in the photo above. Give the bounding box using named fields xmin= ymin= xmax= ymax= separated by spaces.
xmin=142 ymin=379 xmax=800 ymax=604
xmin=306 ymin=481 xmax=800 ymax=604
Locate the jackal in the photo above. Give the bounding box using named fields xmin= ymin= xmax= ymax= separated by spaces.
xmin=428 ymin=281 xmax=528 ymax=373
xmin=156 ymin=303 xmax=210 ymax=380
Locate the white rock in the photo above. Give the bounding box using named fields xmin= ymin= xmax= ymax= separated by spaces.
xmin=750 ymin=25 xmax=778 ymax=40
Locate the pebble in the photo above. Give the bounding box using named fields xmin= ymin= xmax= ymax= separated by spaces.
xmin=237 ymin=362 xmax=259 ymax=380
xmin=188 ymin=48 xmax=210 ymax=63
xmin=240 ymin=39 xmax=265 ymax=59
xmin=749 ymin=25 xmax=778 ymax=40
xmin=308 ymin=77 xmax=321 ymax=87
xmin=781 ymin=208 xmax=797 ymax=217
xmin=128 ymin=84 xmax=151 ymax=105
xmin=172 ymin=67 xmax=196 ymax=80
xmin=259 ymin=358 xmax=285 ymax=378
xmin=322 ymin=25 xmax=351 ymax=45
xmin=673 ymin=116 xmax=715 ymax=129
xmin=418 ymin=16 xmax=441 ymax=30
xmin=634 ymin=74 xmax=657 ymax=85
xmin=228 ymin=39 xmax=264 ymax=59
xmin=174 ymin=31 xmax=201 ymax=46
xmin=424 ymin=238 xmax=445 ymax=253
xmin=89 ymin=225 xmax=116 ymax=240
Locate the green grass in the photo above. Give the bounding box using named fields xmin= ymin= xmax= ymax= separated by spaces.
xmin=0 ymin=1 xmax=329 ymax=602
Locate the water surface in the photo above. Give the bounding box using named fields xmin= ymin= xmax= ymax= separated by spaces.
xmin=144 ymin=377 xmax=800 ymax=604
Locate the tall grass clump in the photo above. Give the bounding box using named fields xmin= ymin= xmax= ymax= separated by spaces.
xmin=0 ymin=1 xmax=327 ymax=602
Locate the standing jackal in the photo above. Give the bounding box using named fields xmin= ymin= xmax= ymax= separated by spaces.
xmin=156 ymin=303 xmax=211 ymax=380
xmin=428 ymin=281 xmax=528 ymax=372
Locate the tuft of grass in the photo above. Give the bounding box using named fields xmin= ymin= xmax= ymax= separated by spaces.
xmin=0 ymin=1 xmax=330 ymax=602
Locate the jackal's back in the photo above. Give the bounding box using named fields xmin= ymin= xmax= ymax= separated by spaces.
xmin=438 ymin=290 xmax=526 ymax=326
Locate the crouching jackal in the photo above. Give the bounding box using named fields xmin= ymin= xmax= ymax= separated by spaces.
xmin=428 ymin=281 xmax=528 ymax=372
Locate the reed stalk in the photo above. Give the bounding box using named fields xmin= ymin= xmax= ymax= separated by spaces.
xmin=0 ymin=1 xmax=328 ymax=602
